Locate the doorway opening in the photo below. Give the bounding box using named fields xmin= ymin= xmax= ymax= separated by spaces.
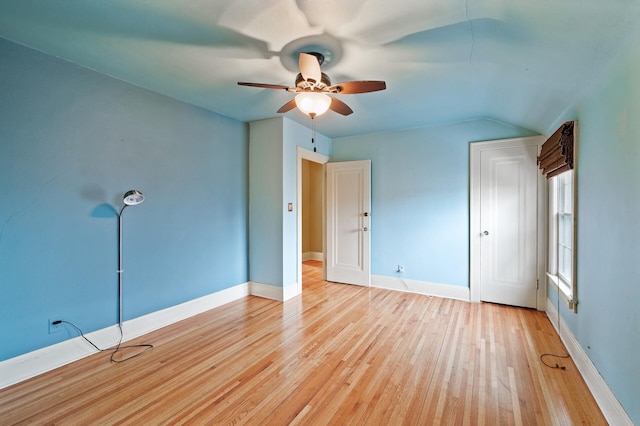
xmin=296 ymin=147 xmax=329 ymax=294
xmin=301 ymin=159 xmax=324 ymax=263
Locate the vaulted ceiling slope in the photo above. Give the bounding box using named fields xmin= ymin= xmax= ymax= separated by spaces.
xmin=1 ymin=0 xmax=638 ymax=138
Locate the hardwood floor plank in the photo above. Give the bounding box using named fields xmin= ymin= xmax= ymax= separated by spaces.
xmin=0 ymin=261 xmax=606 ymax=425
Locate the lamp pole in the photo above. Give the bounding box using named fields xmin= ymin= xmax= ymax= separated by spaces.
xmin=117 ymin=190 xmax=144 ymax=329
xmin=110 ymin=190 xmax=152 ymax=363
xmin=117 ymin=205 xmax=127 ymax=329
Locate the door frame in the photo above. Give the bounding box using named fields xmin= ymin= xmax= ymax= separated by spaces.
xmin=296 ymin=147 xmax=330 ymax=293
xmin=469 ymin=136 xmax=547 ymax=309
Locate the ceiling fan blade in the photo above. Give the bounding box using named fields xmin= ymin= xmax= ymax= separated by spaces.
xmin=329 ymin=81 xmax=387 ymax=94
xmin=237 ymin=82 xmax=291 ymax=90
xmin=329 ymin=97 xmax=353 ymax=116
xmin=277 ymin=99 xmax=297 ymax=113
xmin=299 ymin=52 xmax=322 ymax=84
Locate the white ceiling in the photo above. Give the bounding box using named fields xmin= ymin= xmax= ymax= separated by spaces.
xmin=1 ymin=0 xmax=638 ymax=138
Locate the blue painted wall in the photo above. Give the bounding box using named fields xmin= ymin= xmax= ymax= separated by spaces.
xmin=549 ymin=31 xmax=640 ymax=423
xmin=249 ymin=119 xmax=284 ymax=286
xmin=332 ymin=120 xmax=536 ymax=286
xmin=0 ymin=38 xmax=249 ymax=360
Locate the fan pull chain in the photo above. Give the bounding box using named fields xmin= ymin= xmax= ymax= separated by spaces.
xmin=311 ymin=116 xmax=317 ymax=152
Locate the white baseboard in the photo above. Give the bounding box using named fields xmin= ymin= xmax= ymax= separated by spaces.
xmin=302 ymin=251 xmax=323 ymax=262
xmin=250 ymin=281 xmax=282 ymax=301
xmin=372 ymin=275 xmax=470 ymax=301
xmin=0 ymin=282 xmax=250 ymax=390
xmin=546 ymin=298 xmax=633 ymax=425
xmin=250 ymin=281 xmax=299 ymax=302
xmin=282 ymin=282 xmax=300 ymax=301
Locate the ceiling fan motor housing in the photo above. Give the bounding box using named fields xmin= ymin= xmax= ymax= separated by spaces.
xmin=295 ymin=72 xmax=331 ymax=90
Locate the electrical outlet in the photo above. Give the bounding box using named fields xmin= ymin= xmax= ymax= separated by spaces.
xmin=49 ymin=319 xmax=62 ymax=334
xmin=397 ymin=265 xmax=404 ymax=273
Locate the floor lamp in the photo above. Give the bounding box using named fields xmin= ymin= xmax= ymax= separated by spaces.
xmin=113 ymin=189 xmax=153 ymax=362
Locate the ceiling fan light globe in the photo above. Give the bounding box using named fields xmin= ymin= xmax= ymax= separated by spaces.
xmin=295 ymin=93 xmax=331 ymax=117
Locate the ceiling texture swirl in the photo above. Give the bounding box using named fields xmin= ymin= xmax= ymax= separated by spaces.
xmin=1 ymin=0 xmax=639 ymax=137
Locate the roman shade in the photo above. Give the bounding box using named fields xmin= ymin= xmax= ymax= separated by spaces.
xmin=538 ymin=121 xmax=575 ymax=178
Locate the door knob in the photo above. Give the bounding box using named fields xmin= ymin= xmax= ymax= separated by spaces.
xmin=362 ymin=227 xmax=369 ymax=231
xmin=483 ymin=230 xmax=489 ymax=236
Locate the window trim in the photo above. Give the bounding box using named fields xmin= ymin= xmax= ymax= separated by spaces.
xmin=546 ymin=170 xmax=578 ymax=312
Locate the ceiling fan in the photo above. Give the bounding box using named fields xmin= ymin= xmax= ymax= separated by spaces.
xmin=238 ymin=52 xmax=386 ymax=118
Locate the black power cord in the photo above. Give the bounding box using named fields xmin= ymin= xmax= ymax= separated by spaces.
xmin=59 ymin=320 xmax=153 ymax=363
xmin=539 ymin=287 xmax=570 ymax=370
xmin=540 ymin=353 xmax=569 ymax=370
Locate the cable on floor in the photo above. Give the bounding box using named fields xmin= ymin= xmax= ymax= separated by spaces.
xmin=539 ymin=287 xmax=570 ymax=370
xmin=60 ymin=320 xmax=153 ymax=363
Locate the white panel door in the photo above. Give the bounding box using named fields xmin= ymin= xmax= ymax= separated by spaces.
xmin=326 ymin=160 xmax=371 ymax=286
xmin=480 ymin=145 xmax=539 ymax=308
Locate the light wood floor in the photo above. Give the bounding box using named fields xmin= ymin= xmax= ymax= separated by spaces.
xmin=1 ymin=261 xmax=605 ymax=425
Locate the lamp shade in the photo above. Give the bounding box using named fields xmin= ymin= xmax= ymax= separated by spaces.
xmin=295 ymin=93 xmax=331 ymax=117
xmin=123 ymin=189 xmax=144 ymax=206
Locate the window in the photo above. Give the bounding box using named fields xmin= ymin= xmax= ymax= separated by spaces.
xmin=557 ymin=172 xmax=573 ymax=284
xmin=539 ymin=120 xmax=577 ymax=311
xmin=547 ymin=170 xmax=576 ymax=310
